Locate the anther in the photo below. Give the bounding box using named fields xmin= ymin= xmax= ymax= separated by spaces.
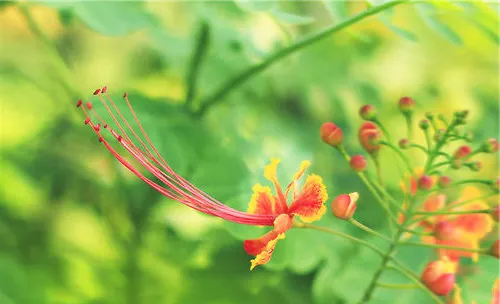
xmin=117 ymin=135 xmax=123 ymax=142
xmin=98 ymin=137 xmax=104 ymax=143
xmin=84 ymin=118 xmax=91 ymax=125
xmin=94 ymin=123 xmax=101 ymax=132
xmin=103 ymin=124 xmax=108 ymax=129
xmin=93 ymin=88 xmax=101 ymax=95
xmin=123 ymin=92 xmax=128 ymax=98
xmin=76 ymin=100 xmax=83 ymax=107
xmin=86 ymin=102 xmax=93 ymax=110
xmin=102 ymin=86 xmax=107 ymax=93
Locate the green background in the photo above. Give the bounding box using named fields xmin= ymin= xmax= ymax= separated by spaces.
xmin=0 ymin=1 xmax=498 ymax=303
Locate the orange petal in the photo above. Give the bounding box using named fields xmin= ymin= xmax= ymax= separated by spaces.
xmin=288 ymin=174 xmax=328 ymax=223
xmin=249 ymin=233 xmax=285 ymax=270
xmin=264 ymin=158 xmax=280 ymax=183
xmin=450 ymin=211 xmax=493 ymax=240
xmin=248 ymin=184 xmax=277 ymax=215
xmin=437 ymin=235 xmax=479 ymax=262
xmin=273 ymin=214 xmax=293 ymax=234
xmin=424 ymin=194 xmax=446 ymax=212
xmin=243 ymin=230 xmax=279 ymax=256
xmin=285 ymin=160 xmax=310 ymax=196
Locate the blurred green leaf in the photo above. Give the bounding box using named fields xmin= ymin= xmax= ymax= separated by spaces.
xmin=416 ymin=3 xmax=462 ymax=45
xmin=271 ymin=10 xmax=315 ymax=25
xmin=234 ymin=0 xmax=276 ymax=12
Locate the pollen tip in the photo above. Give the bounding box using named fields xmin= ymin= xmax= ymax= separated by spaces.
xmin=94 ymin=123 xmax=101 ymax=132
xmin=123 ymin=92 xmax=128 ymax=98
xmin=117 ymin=135 xmax=123 ymax=142
xmin=98 ymin=136 xmax=104 ymax=143
xmin=86 ymin=102 xmax=93 ymax=110
xmin=101 ymin=86 xmax=107 ymax=93
xmin=93 ymin=88 xmax=101 ymax=95
xmin=76 ymin=100 xmax=83 ymax=107
xmin=103 ymin=124 xmax=108 ymax=129
xmin=84 ymin=118 xmax=91 ymax=125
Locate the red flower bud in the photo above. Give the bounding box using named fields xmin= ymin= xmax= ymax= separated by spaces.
xmin=492 ymin=205 xmax=500 ymax=222
xmin=419 ymin=119 xmax=430 ymax=130
xmin=421 ymin=258 xmax=456 ymax=296
xmin=491 ymin=240 xmax=500 ymax=259
xmin=331 ymin=192 xmax=358 ymax=220
xmin=418 ymin=175 xmax=434 ymax=190
xmin=350 ymin=155 xmax=367 ymax=172
xmin=399 ymin=138 xmax=410 ymax=149
xmin=438 ymin=176 xmax=451 ymax=188
xmin=434 ymin=221 xmax=456 ymax=240
xmin=470 ymin=161 xmax=482 ymax=172
xmin=482 ymin=138 xmax=499 ymax=153
xmin=399 ymin=96 xmax=415 ymax=114
xmin=453 ymin=145 xmax=472 ymax=159
xmin=359 ymin=122 xmax=381 ymax=153
xmin=359 ymin=104 xmax=377 ymax=121
xmin=320 ymin=122 xmax=344 ymax=147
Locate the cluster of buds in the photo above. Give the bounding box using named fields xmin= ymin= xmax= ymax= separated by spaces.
xmin=320 ymin=95 xmax=499 ymax=299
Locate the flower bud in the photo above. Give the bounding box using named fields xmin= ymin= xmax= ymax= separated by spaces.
xmin=359 ymin=122 xmax=381 ymax=153
xmin=494 ymin=177 xmax=500 ymax=191
xmin=425 ymin=112 xmax=434 ymax=120
xmin=399 ymin=138 xmax=410 ymax=149
xmin=491 ymin=205 xmax=500 ymax=222
xmin=491 ymin=240 xmax=500 ymax=259
xmin=434 ymin=221 xmax=456 ymax=240
xmin=331 ymin=192 xmax=358 ymax=220
xmin=438 ymin=176 xmax=451 ymax=188
xmin=454 ymin=110 xmax=469 ymax=125
xmin=418 ymin=175 xmax=434 ymax=190
xmin=320 ymin=122 xmax=343 ymax=147
xmin=359 ymin=104 xmax=377 ymax=121
xmin=481 ymin=138 xmax=499 ymax=153
xmin=399 ymin=96 xmax=415 ymax=114
xmin=350 ymin=155 xmax=367 ymax=172
xmin=453 ymin=145 xmax=471 ymax=159
xmin=433 ymin=129 xmax=445 ymax=142
xmin=469 ymin=161 xmax=482 ymax=172
xmin=419 ymin=119 xmax=430 ymax=130
xmin=421 ymin=258 xmax=456 ymax=296
xmin=451 ymin=159 xmax=463 ymax=170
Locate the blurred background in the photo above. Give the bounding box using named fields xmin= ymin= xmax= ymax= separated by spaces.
xmin=0 ymin=1 xmax=498 ymax=303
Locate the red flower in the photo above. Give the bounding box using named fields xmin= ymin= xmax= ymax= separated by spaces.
xmin=421 ymin=257 xmax=456 ymax=296
xmin=243 ymin=158 xmax=328 ymax=269
xmin=77 ymin=88 xmax=278 ymax=226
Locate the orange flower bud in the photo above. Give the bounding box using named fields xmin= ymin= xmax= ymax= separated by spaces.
xmin=359 ymin=104 xmax=377 ymax=121
xmin=418 ymin=175 xmax=434 ymax=190
xmin=359 ymin=122 xmax=381 ymax=153
xmin=482 ymin=138 xmax=499 ymax=153
xmin=491 ymin=240 xmax=500 ymax=259
xmin=434 ymin=221 xmax=456 ymax=240
xmin=453 ymin=145 xmax=471 ymax=159
xmin=331 ymin=192 xmax=358 ymax=220
xmin=421 ymin=258 xmax=456 ymax=296
xmin=438 ymin=176 xmax=451 ymax=188
xmin=399 ymin=138 xmax=410 ymax=149
xmin=399 ymin=96 xmax=415 ymax=114
xmin=320 ymin=122 xmax=343 ymax=147
xmin=350 ymin=155 xmax=367 ymax=172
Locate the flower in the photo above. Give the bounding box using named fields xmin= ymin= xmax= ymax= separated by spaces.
xmin=399 ymin=96 xmax=415 ymax=114
xmin=243 ymin=158 xmax=328 ymax=269
xmin=419 ymin=187 xmax=494 ymax=264
xmin=77 ymin=88 xmax=278 ymax=226
xmin=421 ymin=256 xmax=456 ymax=296
xmin=359 ymin=104 xmax=377 ymax=121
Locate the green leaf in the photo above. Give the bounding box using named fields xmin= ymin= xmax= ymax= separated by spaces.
xmin=234 ymin=0 xmax=276 ymax=12
xmin=378 ymin=11 xmax=418 ymax=42
xmin=416 ymin=3 xmax=462 ymax=45
xmin=48 ymin=2 xmax=155 ymax=36
xmin=271 ymin=10 xmax=315 ymax=25
xmin=324 ymin=0 xmax=349 ymax=22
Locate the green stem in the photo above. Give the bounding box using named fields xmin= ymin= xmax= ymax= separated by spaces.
xmin=399 ymin=241 xmax=487 ymax=254
xmin=409 ymin=143 xmax=428 ymax=154
xmin=195 ymin=0 xmax=409 ymax=116
xmin=296 ymin=223 xmax=386 ymax=257
xmin=374 ymin=118 xmax=392 ymax=142
xmin=376 ymin=282 xmax=419 ymax=289
xmin=349 ymin=218 xmax=392 ymax=242
xmin=404 ymin=115 xmax=413 ymax=140
xmin=413 ymin=209 xmax=490 ymax=216
xmin=185 ymin=21 xmax=210 ymax=110
xmin=380 ymin=141 xmax=414 ymax=173
xmin=337 ymin=146 xmax=397 ymax=226
xmin=424 ymin=129 xmax=433 ymax=153
xmin=424 ymin=120 xmax=459 ymax=172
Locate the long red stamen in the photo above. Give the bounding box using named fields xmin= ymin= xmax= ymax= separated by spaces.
xmin=78 ymin=87 xmax=275 ymax=226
